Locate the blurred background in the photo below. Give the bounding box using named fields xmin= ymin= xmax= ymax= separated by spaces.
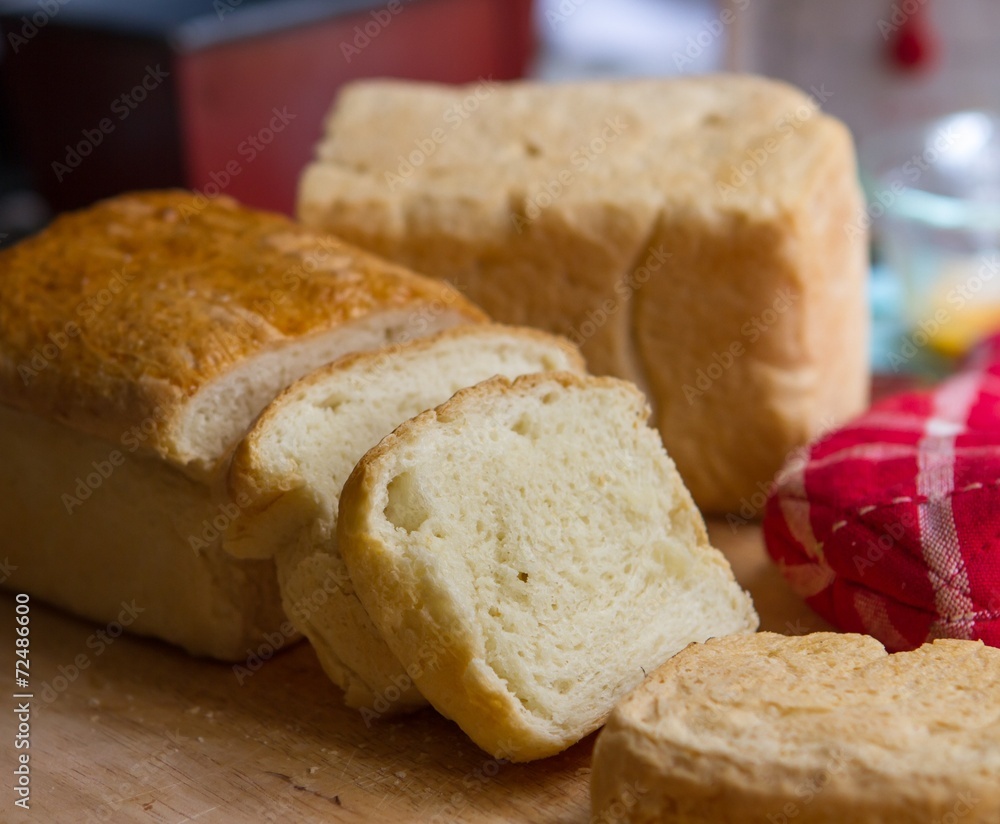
xmin=2 ymin=0 xmax=999 ymax=373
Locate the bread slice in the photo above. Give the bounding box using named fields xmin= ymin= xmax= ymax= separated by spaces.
xmin=337 ymin=372 xmax=758 ymax=760
xmin=0 ymin=190 xmax=484 ymax=659
xmin=591 ymin=632 xmax=1000 ymax=824
xmin=225 ymin=326 xmax=584 ymax=711
xmin=299 ymin=76 xmax=870 ymax=513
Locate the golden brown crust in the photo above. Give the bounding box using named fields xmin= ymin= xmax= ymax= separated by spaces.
xmin=0 ymin=190 xmax=484 ymax=468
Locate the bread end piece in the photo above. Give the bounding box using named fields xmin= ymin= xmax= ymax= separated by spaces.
xmin=591 ymin=632 xmax=1000 ymax=823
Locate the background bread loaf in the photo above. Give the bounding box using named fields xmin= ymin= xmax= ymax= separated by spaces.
xmin=298 ymin=75 xmax=870 ymax=513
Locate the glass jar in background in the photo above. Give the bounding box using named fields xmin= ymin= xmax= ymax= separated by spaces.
xmin=861 ymin=111 xmax=1000 ymax=373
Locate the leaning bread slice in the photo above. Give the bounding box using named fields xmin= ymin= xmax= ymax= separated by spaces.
xmin=591 ymin=632 xmax=1000 ymax=824
xmin=225 ymin=326 xmax=584 ymax=712
xmin=337 ymin=372 xmax=758 ymax=760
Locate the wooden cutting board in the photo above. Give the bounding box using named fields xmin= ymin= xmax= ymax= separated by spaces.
xmin=0 ymin=522 xmax=825 ymax=823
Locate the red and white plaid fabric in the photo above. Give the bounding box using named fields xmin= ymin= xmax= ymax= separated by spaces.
xmin=764 ymin=335 xmax=1000 ymax=651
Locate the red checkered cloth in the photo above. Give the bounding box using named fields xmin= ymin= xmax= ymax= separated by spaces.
xmin=764 ymin=335 xmax=1000 ymax=651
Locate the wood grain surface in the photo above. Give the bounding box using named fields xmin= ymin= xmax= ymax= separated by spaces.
xmin=0 ymin=521 xmax=823 ymax=823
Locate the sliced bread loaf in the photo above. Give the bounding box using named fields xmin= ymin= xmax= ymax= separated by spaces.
xmin=337 ymin=372 xmax=758 ymax=760
xmin=0 ymin=190 xmax=484 ymax=660
xmin=591 ymin=632 xmax=1000 ymax=823
xmin=225 ymin=326 xmax=584 ymax=711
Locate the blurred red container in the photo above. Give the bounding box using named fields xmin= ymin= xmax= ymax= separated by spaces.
xmin=0 ymin=0 xmax=534 ymax=215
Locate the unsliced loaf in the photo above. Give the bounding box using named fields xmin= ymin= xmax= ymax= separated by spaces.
xmin=0 ymin=191 xmax=484 ymax=658
xmin=337 ymin=372 xmax=758 ymax=760
xmin=591 ymin=632 xmax=1000 ymax=824
xmin=299 ymin=75 xmax=870 ymax=513
xmin=225 ymin=325 xmax=584 ymax=711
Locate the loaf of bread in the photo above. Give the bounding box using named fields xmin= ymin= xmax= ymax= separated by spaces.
xmin=337 ymin=372 xmax=758 ymax=760
xmin=225 ymin=325 xmax=584 ymax=710
xmin=299 ymin=75 xmax=870 ymax=513
xmin=591 ymin=632 xmax=1000 ymax=824
xmin=0 ymin=190 xmax=485 ymax=659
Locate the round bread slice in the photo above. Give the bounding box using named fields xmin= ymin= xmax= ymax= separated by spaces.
xmin=337 ymin=372 xmax=758 ymax=761
xmin=225 ymin=326 xmax=584 ymax=713
xmin=591 ymin=632 xmax=1000 ymax=824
